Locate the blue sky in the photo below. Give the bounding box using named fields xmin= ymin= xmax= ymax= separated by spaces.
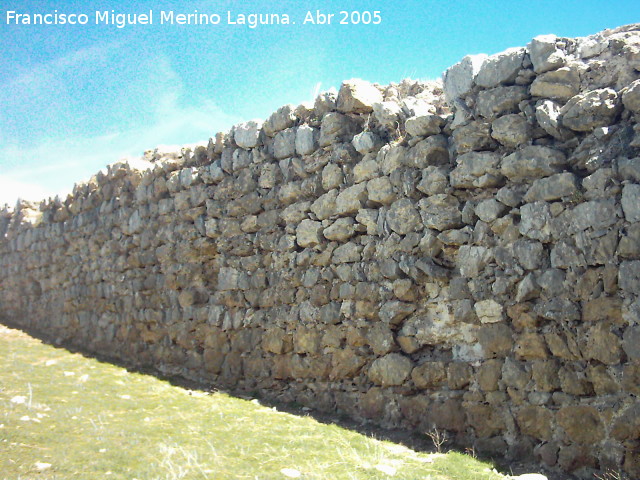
xmin=1 ymin=0 xmax=639 ymax=205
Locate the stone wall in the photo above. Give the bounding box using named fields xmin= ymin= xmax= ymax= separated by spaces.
xmin=2 ymin=23 xmax=640 ymax=479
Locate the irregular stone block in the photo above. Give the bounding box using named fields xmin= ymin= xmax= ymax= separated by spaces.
xmin=337 ymin=79 xmax=383 ymax=114
xmin=530 ymin=66 xmax=580 ymax=101
xmin=475 ymin=47 xmax=526 ymax=88
xmin=442 ymin=54 xmax=487 ymax=101
xmin=234 ymin=119 xmax=263 ymax=149
xmin=560 ymin=88 xmax=621 ymax=132
xmin=368 ymin=353 xmax=413 ymax=387
xmin=528 ymin=34 xmax=566 ymax=73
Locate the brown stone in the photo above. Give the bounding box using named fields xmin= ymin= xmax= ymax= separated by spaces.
xmin=623 ymin=364 xmax=640 ymax=395
xmin=581 ymin=323 xmax=622 ymax=365
xmin=411 ymin=361 xmax=447 ymax=389
xmin=478 ymin=359 xmax=503 ymax=392
xmin=582 ymin=296 xmax=623 ymax=324
xmin=557 ymin=406 xmax=604 ymax=444
xmin=398 ymin=395 xmax=430 ymax=428
xmin=516 ymin=406 xmax=554 ymax=440
xmin=514 ymin=332 xmax=549 ymax=360
xmin=262 ymin=328 xmax=292 ymax=354
xmin=359 ymin=387 xmax=386 ymax=420
xmin=559 ymin=366 xmax=594 ymax=396
xmin=611 ymin=404 xmax=640 ymax=441
xmin=532 ymin=359 xmax=561 ymax=392
xmin=330 ymin=348 xmax=366 ymax=380
xmin=466 ymin=403 xmax=506 ymax=437
xmin=506 ymin=303 xmax=540 ymax=330
xmin=427 ymin=399 xmax=466 ymax=432
xmin=478 ymin=323 xmax=514 ymax=358
xmin=586 ymin=365 xmax=620 ymax=395
xmin=368 ymin=353 xmax=413 ymax=387
xmin=447 ymin=362 xmax=473 ymax=390
xmin=558 ymin=444 xmax=597 ymax=472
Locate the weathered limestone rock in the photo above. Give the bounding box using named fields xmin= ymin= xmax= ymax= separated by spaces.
xmin=387 ymin=199 xmax=421 ymax=235
xmin=442 ymin=54 xmax=488 ymax=101
xmin=323 ymin=217 xmax=355 ymax=242
xmin=418 ymin=194 xmax=462 ymax=231
xmin=560 ymin=88 xmax=621 ymax=132
xmin=405 ymin=114 xmax=445 ymax=137
xmin=622 ymin=79 xmax=640 ymax=113
xmin=274 ymin=128 xmax=297 ymax=159
xmin=475 ymin=299 xmax=504 ymax=323
xmin=491 ymin=114 xmax=532 ymax=147
xmin=368 ymin=353 xmax=413 ymax=387
xmin=475 ymin=47 xmax=526 ymax=88
xmin=452 ymin=121 xmax=496 ymax=154
xmin=501 ymin=146 xmax=567 ymax=182
xmin=234 ymin=120 xmax=263 ymax=149
xmin=335 ymin=183 xmax=368 ymax=215
xmin=523 ymin=173 xmax=578 ymax=202
xmin=296 ymin=219 xmax=323 ymax=248
xmin=295 ymin=125 xmax=319 ymax=155
xmin=337 ymin=79 xmax=383 ymax=114
xmin=621 ymin=184 xmax=640 ymax=222
xmin=557 ymin=406 xmax=605 ymax=444
xmin=528 ymin=34 xmax=566 ymax=73
xmin=319 ymin=113 xmax=361 ymax=147
xmin=352 ymin=132 xmax=383 ymax=154
xmin=450 ymin=151 xmax=503 ymax=189
xmin=264 ymin=104 xmax=296 ymax=137
xmin=476 ymin=85 xmax=528 ymax=119
xmin=530 ymin=67 xmax=580 ymax=101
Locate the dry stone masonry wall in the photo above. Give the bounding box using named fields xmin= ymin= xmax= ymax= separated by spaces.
xmin=2 ymin=23 xmax=640 ymax=479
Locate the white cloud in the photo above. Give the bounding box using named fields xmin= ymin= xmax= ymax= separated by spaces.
xmin=0 ymin=45 xmax=243 ymax=206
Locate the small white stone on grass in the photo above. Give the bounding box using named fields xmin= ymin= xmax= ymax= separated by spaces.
xmin=10 ymin=395 xmax=27 ymax=404
xmin=375 ymin=464 xmax=397 ymax=475
xmin=280 ymin=468 xmax=302 ymax=478
xmin=34 ymin=462 xmax=52 ymax=471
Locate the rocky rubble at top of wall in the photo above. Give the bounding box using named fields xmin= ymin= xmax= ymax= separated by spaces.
xmin=2 ymin=23 xmax=640 ymax=480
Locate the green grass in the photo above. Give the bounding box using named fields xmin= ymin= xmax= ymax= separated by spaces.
xmin=0 ymin=325 xmax=506 ymax=480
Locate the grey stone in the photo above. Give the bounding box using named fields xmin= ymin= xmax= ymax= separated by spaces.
xmin=337 ymin=79 xmax=383 ymax=114
xmin=623 ymin=326 xmax=640 ymax=361
xmin=310 ymin=190 xmax=338 ymax=221
xmin=353 ymin=158 xmax=380 ymax=183
xmin=323 ymin=217 xmax=355 ymax=242
xmin=234 ymin=120 xmax=263 ymax=149
xmin=457 ymin=245 xmax=493 ymax=277
xmin=475 ymin=199 xmax=507 ymax=223
xmin=501 ymin=146 xmax=567 ymax=182
xmin=335 ymin=183 xmax=368 ymax=215
xmin=314 ymin=88 xmax=338 ymax=117
xmin=322 ymin=163 xmax=343 ymax=191
xmin=296 ymin=219 xmax=324 ymax=248
xmin=367 ymin=176 xmax=396 ymax=205
xmin=528 ymin=34 xmax=567 ymax=73
xmin=622 ymin=79 xmax=640 ymax=113
xmin=622 ymin=184 xmax=640 ymax=223
xmin=404 ymin=135 xmax=449 ymax=168
xmin=513 ymin=240 xmax=545 ymax=270
xmin=452 ymin=121 xmax=496 ymax=154
xmin=264 ymin=104 xmax=296 ymax=137
xmin=417 ymin=166 xmax=449 ymax=196
xmin=560 ymin=88 xmax=621 ymax=132
xmin=319 ymin=113 xmax=361 ymax=147
xmin=274 ymin=128 xmax=297 ymax=159
xmin=496 ymin=185 xmax=528 ymax=207
xmin=520 ymin=202 xmax=553 ymax=242
xmin=442 ymin=54 xmax=488 ymax=102
xmin=372 ymin=101 xmax=403 ymax=128
xmin=619 ymin=260 xmax=640 ymax=292
xmin=475 ymin=47 xmax=526 ymax=88
xmin=281 ymin=201 xmax=311 ymax=224
xmin=476 ymin=85 xmax=528 ymax=119
xmin=491 ymin=114 xmax=532 ymax=147
xmin=535 ymin=100 xmax=572 ymax=140
xmin=379 ymin=301 xmax=416 ymax=327
xmin=530 ymin=67 xmax=580 ymax=101
xmin=418 ymin=194 xmax=462 ymax=231
xmin=618 ymin=157 xmax=640 ymax=182
xmin=368 ymin=353 xmax=413 ymax=387
xmin=523 ymin=173 xmax=578 ymax=202
xmin=475 ymin=299 xmax=504 ymax=323
xmin=295 ymin=125 xmax=319 ymax=155
xmin=405 ymin=115 xmax=445 ymax=137
xmin=332 ymin=242 xmax=361 ymax=263
xmin=387 ymin=199 xmax=421 ymax=235
xmin=450 ymin=151 xmax=503 ymax=189
xmin=570 ymin=200 xmax=618 ymax=232
xmin=352 ymin=132 xmax=383 ymax=154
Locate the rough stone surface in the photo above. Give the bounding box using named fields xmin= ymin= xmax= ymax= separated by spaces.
xmin=2 ymin=24 xmax=640 ymax=480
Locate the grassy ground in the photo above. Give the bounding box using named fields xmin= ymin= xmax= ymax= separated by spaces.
xmin=0 ymin=324 xmax=506 ymax=480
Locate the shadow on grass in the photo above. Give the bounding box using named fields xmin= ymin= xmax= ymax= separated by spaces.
xmin=0 ymin=319 xmax=555 ymax=479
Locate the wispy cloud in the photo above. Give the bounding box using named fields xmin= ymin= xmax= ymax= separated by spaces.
xmin=0 ymin=45 xmax=242 ymax=205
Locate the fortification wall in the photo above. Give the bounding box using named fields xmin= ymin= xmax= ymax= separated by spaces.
xmin=2 ymin=23 xmax=640 ymax=479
